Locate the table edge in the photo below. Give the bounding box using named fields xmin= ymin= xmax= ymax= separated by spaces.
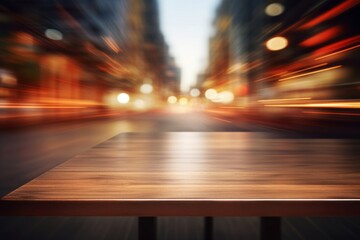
xmin=1 ymin=199 xmax=359 ymax=216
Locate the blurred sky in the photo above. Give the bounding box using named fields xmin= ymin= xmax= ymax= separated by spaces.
xmin=159 ymin=0 xmax=221 ymax=92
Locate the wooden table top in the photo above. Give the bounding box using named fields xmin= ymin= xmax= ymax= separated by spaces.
xmin=1 ymin=132 xmax=360 ymax=216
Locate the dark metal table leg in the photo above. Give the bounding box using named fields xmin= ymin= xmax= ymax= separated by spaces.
xmin=260 ymin=217 xmax=281 ymax=240
xmin=138 ymin=217 xmax=157 ymax=240
xmin=204 ymin=216 xmax=213 ymax=240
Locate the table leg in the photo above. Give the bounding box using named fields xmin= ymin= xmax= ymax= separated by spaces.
xmin=260 ymin=217 xmax=281 ymax=240
xmin=204 ymin=216 xmax=213 ymax=240
xmin=138 ymin=217 xmax=157 ymax=240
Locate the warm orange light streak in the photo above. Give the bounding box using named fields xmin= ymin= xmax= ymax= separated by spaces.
xmin=303 ymin=111 xmax=360 ymax=116
xmin=227 ymin=63 xmax=246 ymax=73
xmin=315 ymin=44 xmax=360 ymax=60
xmin=102 ymin=36 xmax=121 ymax=53
xmin=278 ymin=65 xmax=342 ymax=81
xmin=258 ymin=98 xmax=312 ymax=103
xmin=0 ymin=99 xmax=101 ymax=107
xmin=265 ymin=101 xmax=360 ymax=109
xmin=211 ymin=117 xmax=232 ymax=123
xmin=0 ymin=106 xmax=86 ymax=109
xmin=254 ymin=71 xmax=288 ymax=82
xmin=281 ymin=63 xmax=328 ymax=77
xmin=38 ymin=99 xmax=101 ymax=106
xmin=301 ymin=0 xmax=359 ymax=29
xmin=88 ymin=46 xmax=119 ymax=66
xmin=219 ymin=106 xmax=245 ymax=109
xmin=313 ymin=35 xmax=360 ymax=57
xmin=301 ymin=27 xmax=341 ymax=47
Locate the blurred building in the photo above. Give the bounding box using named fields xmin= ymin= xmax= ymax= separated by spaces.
xmin=262 ymin=0 xmax=360 ymax=102
xmin=202 ymin=0 xmax=360 ymax=107
xmin=128 ymin=0 xmax=180 ymax=100
xmin=0 ymin=0 xmax=179 ymax=109
xmin=202 ymin=0 xmax=231 ymax=92
xmin=163 ymin=55 xmax=181 ymax=97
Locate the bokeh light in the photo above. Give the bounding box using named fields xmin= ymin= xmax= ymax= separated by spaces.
xmin=265 ymin=3 xmax=285 ymax=17
xmin=218 ymin=91 xmax=234 ymax=104
xmin=45 ymin=29 xmax=63 ymax=41
xmin=205 ymin=89 xmax=217 ymax=100
xmin=266 ymin=36 xmax=288 ymax=51
xmin=190 ymin=88 xmax=201 ymax=97
xmin=179 ymin=97 xmax=188 ymax=105
xmin=140 ymin=84 xmax=153 ymax=94
xmin=117 ymin=93 xmax=130 ymax=104
xmin=134 ymin=99 xmax=146 ymax=109
xmin=167 ymin=96 xmax=178 ymax=104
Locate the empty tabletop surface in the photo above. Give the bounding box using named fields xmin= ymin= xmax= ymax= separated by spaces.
xmin=1 ymin=132 xmax=360 ymax=216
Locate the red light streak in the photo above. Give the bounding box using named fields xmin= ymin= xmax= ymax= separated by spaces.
xmin=301 ymin=0 xmax=359 ymax=29
xmin=301 ymin=27 xmax=341 ymax=47
xmin=313 ymin=35 xmax=360 ymax=57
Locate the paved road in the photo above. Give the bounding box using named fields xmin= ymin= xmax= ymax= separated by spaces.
xmin=0 ymin=110 xmax=359 ymax=240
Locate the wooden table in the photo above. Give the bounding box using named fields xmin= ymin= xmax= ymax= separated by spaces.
xmin=1 ymin=132 xmax=360 ymax=240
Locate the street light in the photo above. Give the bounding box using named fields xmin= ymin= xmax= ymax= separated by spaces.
xmin=179 ymin=97 xmax=188 ymax=105
xmin=190 ymin=88 xmax=201 ymax=97
xmin=117 ymin=93 xmax=130 ymax=104
xmin=167 ymin=96 xmax=177 ymax=104
xmin=45 ymin=29 xmax=63 ymax=41
xmin=219 ymin=91 xmax=234 ymax=104
xmin=266 ymin=36 xmax=288 ymax=51
xmin=205 ymin=89 xmax=217 ymax=100
xmin=140 ymin=84 xmax=153 ymax=94
xmin=134 ymin=99 xmax=146 ymax=109
xmin=265 ymin=3 xmax=285 ymax=17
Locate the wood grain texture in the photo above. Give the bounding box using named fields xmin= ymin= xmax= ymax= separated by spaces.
xmin=1 ymin=132 xmax=360 ymax=216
